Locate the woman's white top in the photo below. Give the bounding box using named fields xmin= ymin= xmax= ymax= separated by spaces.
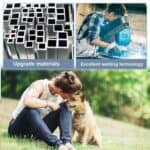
xmin=12 ymin=79 xmax=64 ymax=119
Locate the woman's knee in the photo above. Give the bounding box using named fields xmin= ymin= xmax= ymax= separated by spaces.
xmin=24 ymin=108 xmax=39 ymax=116
xmin=59 ymin=103 xmax=72 ymax=118
xmin=23 ymin=108 xmax=41 ymax=122
xmin=60 ymin=103 xmax=69 ymax=110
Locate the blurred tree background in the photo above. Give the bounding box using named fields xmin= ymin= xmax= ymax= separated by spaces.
xmin=1 ymin=70 xmax=150 ymax=128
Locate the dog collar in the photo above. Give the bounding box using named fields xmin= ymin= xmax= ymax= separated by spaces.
xmin=74 ymin=112 xmax=85 ymax=117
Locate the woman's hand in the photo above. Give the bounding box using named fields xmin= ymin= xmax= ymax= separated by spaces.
xmin=48 ymin=101 xmax=60 ymax=111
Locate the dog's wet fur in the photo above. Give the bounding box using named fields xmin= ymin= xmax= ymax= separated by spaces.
xmin=67 ymin=93 xmax=102 ymax=147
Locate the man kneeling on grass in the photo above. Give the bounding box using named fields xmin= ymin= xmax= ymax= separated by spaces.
xmin=8 ymin=71 xmax=82 ymax=150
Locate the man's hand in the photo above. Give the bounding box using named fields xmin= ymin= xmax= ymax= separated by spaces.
xmin=105 ymin=42 xmax=116 ymax=53
xmin=48 ymin=102 xmax=60 ymax=111
xmin=91 ymin=38 xmax=110 ymax=48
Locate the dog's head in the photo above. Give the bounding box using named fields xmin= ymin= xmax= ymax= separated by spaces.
xmin=67 ymin=93 xmax=86 ymax=114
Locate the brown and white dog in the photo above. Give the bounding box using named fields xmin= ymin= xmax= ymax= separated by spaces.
xmin=67 ymin=93 xmax=102 ymax=147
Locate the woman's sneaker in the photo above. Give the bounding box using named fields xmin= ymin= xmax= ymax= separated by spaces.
xmin=58 ymin=144 xmax=68 ymax=150
xmin=65 ymin=143 xmax=76 ymax=150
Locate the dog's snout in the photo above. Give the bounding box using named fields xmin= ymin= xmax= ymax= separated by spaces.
xmin=68 ymin=104 xmax=76 ymax=108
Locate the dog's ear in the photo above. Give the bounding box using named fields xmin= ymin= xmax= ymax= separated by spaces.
xmin=80 ymin=93 xmax=86 ymax=102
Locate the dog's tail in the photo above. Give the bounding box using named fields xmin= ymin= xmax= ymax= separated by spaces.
xmin=89 ymin=131 xmax=102 ymax=148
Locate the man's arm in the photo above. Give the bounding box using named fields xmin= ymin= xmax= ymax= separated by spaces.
xmin=91 ymin=38 xmax=110 ymax=48
xmin=87 ymin=14 xmax=111 ymax=48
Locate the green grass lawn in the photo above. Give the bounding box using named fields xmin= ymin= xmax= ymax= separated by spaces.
xmin=0 ymin=98 xmax=150 ymax=150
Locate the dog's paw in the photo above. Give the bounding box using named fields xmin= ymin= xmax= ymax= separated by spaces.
xmin=81 ymin=141 xmax=87 ymax=147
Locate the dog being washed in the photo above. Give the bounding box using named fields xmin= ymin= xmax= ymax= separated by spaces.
xmin=67 ymin=93 xmax=102 ymax=147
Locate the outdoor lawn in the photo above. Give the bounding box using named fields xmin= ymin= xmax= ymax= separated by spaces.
xmin=0 ymin=98 xmax=150 ymax=150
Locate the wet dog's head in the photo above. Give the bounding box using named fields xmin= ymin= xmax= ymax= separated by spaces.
xmin=67 ymin=93 xmax=86 ymax=114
